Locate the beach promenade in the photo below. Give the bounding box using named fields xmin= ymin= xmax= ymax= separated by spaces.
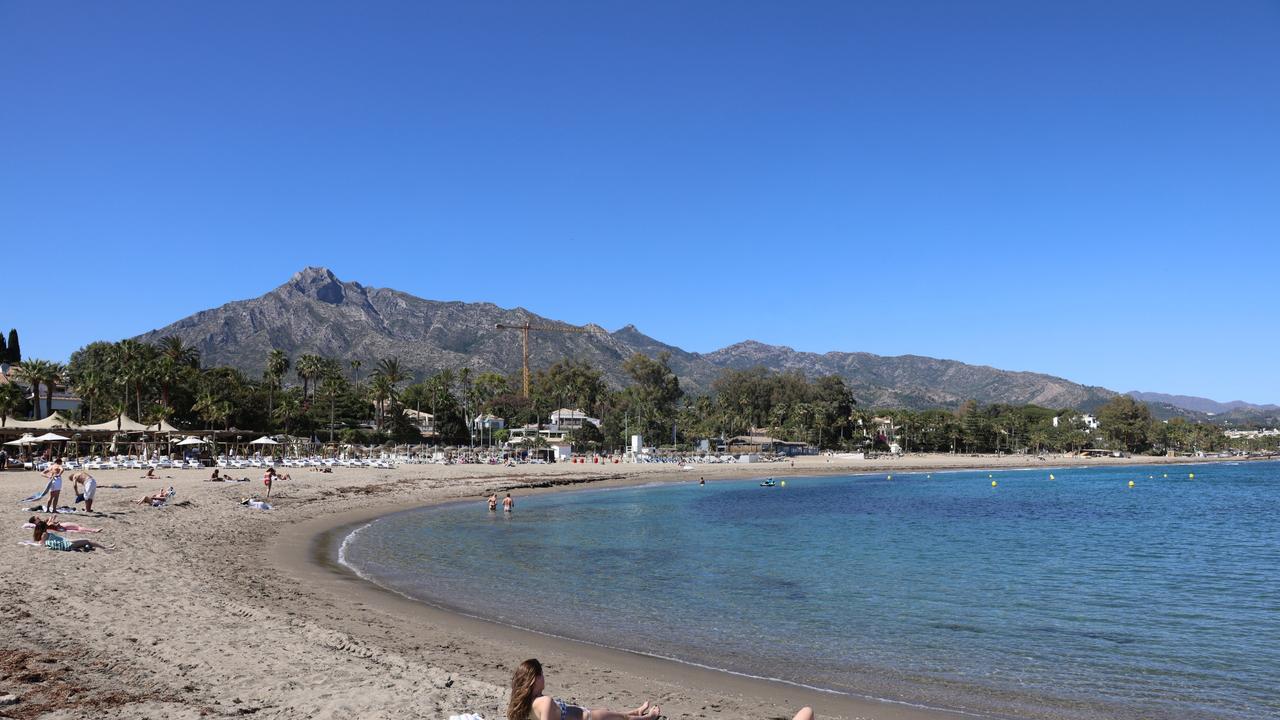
xmin=0 ymin=453 xmax=1249 ymax=719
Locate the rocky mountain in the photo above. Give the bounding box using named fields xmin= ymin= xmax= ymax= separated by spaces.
xmin=136 ymin=267 xmax=1118 ymax=409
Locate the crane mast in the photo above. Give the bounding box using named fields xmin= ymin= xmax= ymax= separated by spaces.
xmin=494 ymin=321 xmax=591 ymax=398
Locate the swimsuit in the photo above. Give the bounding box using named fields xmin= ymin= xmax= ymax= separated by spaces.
xmin=49 ymin=474 xmax=63 ymax=491
xmin=44 ymin=533 xmax=73 ymax=551
xmin=83 ymin=477 xmax=97 ymax=499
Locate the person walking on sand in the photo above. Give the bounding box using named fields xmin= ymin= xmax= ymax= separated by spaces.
xmin=503 ymin=493 xmax=514 ymax=513
xmin=488 ymin=493 xmax=499 ymax=512
xmin=263 ymin=467 xmax=289 ymax=499
xmin=72 ymin=471 xmax=98 ymax=512
xmin=41 ymin=457 xmax=64 ymax=512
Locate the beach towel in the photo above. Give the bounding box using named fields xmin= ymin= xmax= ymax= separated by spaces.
xmin=20 ymin=479 xmax=53 ymax=503
xmin=18 ymin=541 xmax=42 ymax=547
xmin=449 ymin=715 xmax=485 ymax=720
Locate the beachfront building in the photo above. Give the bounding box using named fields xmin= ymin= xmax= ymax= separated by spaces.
xmin=548 ymin=408 xmax=601 ymax=431
xmin=726 ymin=431 xmax=813 ymax=456
xmin=472 ymin=414 xmax=505 ymax=431
xmin=505 ymin=424 xmax=573 ymax=462
xmin=1224 ymin=428 xmax=1280 ymax=439
xmin=403 ymin=409 xmax=436 ymax=438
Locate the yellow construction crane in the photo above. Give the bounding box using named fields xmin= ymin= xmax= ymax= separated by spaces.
xmin=494 ymin=321 xmax=594 ymax=398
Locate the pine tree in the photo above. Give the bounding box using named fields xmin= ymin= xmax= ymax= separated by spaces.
xmin=6 ymin=329 xmax=18 ymax=363
xmin=0 ymin=332 xmax=6 ymax=361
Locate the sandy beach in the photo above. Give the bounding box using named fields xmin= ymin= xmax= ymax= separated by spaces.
xmin=0 ymin=453 xmax=1252 ymax=720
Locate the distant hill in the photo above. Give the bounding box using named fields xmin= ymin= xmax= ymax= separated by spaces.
xmin=1128 ymin=391 xmax=1280 ymax=426
xmin=1127 ymin=391 xmax=1280 ymax=416
xmin=136 ymin=267 xmax=1121 ymax=409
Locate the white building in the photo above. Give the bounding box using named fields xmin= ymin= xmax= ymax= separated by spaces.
xmin=549 ymin=408 xmax=601 ymax=431
xmin=472 ymin=414 xmax=505 ymax=431
xmin=404 ymin=409 xmax=436 ymax=436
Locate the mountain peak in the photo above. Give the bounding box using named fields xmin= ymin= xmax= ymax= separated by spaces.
xmin=283 ymin=267 xmax=347 ymax=304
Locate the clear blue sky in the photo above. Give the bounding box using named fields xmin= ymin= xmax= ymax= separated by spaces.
xmin=2 ymin=1 xmax=1277 ymax=403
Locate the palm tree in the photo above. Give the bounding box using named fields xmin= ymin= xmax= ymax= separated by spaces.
xmin=376 ymin=357 xmax=407 ymax=399
xmin=112 ymin=340 xmax=147 ymax=419
xmin=155 ymin=336 xmax=200 ymax=411
xmin=265 ymin=349 xmax=290 ymax=421
xmin=368 ymin=374 xmax=392 ymax=430
xmin=349 ymin=359 xmax=362 ymax=390
xmin=272 ymin=391 xmax=303 ymax=435
xmin=14 ymin=359 xmax=64 ymax=419
xmin=0 ymin=382 xmax=24 ymax=426
xmin=295 ymin=354 xmax=323 ymax=404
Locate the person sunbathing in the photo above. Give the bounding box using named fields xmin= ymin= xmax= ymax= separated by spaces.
xmin=32 ymin=519 xmax=112 ymax=552
xmin=135 ymin=487 xmax=174 ymax=506
xmin=27 ymin=515 xmax=102 ymax=533
xmin=508 ymin=659 xmax=660 ymax=720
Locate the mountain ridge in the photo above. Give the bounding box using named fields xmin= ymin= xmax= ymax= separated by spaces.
xmin=136 ymin=267 xmax=1123 ymax=410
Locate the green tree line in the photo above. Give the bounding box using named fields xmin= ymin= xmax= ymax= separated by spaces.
xmin=3 ymin=337 xmax=1252 ymax=455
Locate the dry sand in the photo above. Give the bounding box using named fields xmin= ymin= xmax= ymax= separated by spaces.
xmin=0 ymin=453 xmax=1243 ymax=719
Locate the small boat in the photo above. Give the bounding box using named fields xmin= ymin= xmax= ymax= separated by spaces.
xmin=759 ymin=478 xmax=776 ymax=487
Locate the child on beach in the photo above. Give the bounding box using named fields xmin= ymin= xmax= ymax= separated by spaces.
xmin=263 ymin=467 xmax=289 ymax=498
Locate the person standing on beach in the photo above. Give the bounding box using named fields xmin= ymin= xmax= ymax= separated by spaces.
xmin=488 ymin=493 xmax=499 ymax=512
xmin=503 ymin=493 xmax=514 ymax=513
xmin=41 ymin=457 xmax=64 ymax=512
xmin=263 ymin=467 xmax=289 ymax=499
xmin=72 ymin=471 xmax=97 ymax=512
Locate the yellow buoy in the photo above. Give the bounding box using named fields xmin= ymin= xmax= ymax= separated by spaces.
xmin=989 ymin=474 xmax=993 ymax=478
xmin=1163 ymin=473 xmax=1168 ymax=478
xmin=1128 ymin=480 xmax=1135 ymax=488
xmin=780 ymin=480 xmax=786 ymax=487
xmin=1049 ymin=474 xmax=1055 ymax=480
xmin=1189 ymin=473 xmax=1195 ymax=479
xmin=887 ymin=475 xmax=892 ymax=480
xmin=1149 ymin=475 xmax=1153 ymax=479
xmin=991 ymin=480 xmax=998 ymax=487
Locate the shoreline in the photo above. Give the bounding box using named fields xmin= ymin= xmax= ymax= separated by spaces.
xmin=273 ymin=453 xmax=1260 ymax=720
xmin=3 ymin=452 xmax=1265 ymax=719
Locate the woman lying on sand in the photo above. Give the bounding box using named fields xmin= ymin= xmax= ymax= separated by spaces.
xmin=27 ymin=515 xmax=102 ymax=533
xmin=32 ymin=519 xmax=112 ymax=552
xmin=509 ymin=659 xmax=661 ymax=720
xmin=508 ymin=659 xmax=814 ymax=720
xmin=135 ymin=487 xmax=174 ymax=506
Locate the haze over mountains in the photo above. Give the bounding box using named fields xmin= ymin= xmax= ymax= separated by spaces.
xmin=135 ymin=267 xmax=1229 ymax=413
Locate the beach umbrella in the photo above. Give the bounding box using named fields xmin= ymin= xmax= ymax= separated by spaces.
xmin=176 ymin=436 xmax=208 ymax=446
xmin=4 ymin=433 xmax=37 ymax=446
xmin=34 ymin=432 xmax=71 ymax=442
xmin=249 ymin=436 xmax=279 ymax=445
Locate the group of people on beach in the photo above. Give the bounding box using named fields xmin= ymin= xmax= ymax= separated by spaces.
xmin=28 ymin=457 xmax=99 ymax=513
xmin=20 ymin=457 xmax=112 ymax=551
xmin=507 ymin=658 xmax=814 ymax=720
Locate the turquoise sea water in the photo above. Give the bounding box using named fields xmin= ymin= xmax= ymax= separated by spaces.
xmin=339 ymin=463 xmax=1280 ymax=719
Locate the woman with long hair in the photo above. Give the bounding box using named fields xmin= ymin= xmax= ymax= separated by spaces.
xmin=507 ymin=659 xmax=815 ymax=720
xmin=32 ymin=519 xmax=112 ymax=552
xmin=508 ymin=659 xmax=659 ymax=720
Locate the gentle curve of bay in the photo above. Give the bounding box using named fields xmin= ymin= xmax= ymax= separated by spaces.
xmin=339 ymin=463 xmax=1280 ymax=720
